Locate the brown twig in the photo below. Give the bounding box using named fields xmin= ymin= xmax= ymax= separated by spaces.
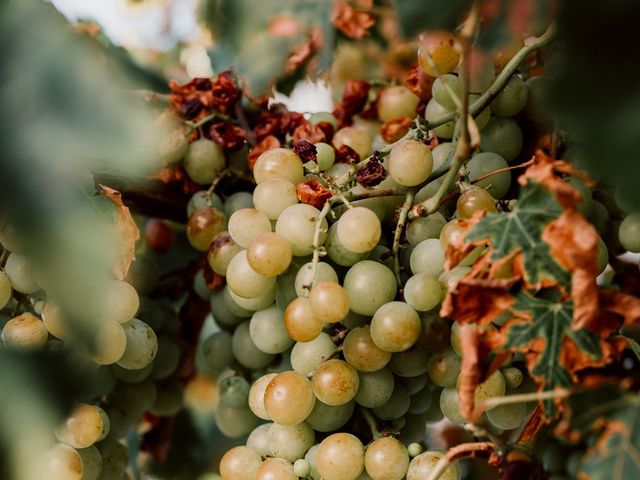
xmin=425 ymin=442 xmax=496 ymax=480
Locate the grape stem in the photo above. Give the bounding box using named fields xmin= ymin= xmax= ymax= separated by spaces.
xmin=471 ymin=388 xmax=572 ymax=422
xmin=424 ymin=442 xmax=495 ymax=480
xmin=305 ymin=201 xmax=333 ymax=296
xmin=392 ymin=191 xmax=415 ymax=290
xmin=360 ymin=407 xmax=383 ymax=440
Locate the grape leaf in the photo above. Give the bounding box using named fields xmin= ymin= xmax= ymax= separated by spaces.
xmin=503 ymin=290 xmax=601 ymax=414
xmin=466 ymin=180 xmax=571 ymax=290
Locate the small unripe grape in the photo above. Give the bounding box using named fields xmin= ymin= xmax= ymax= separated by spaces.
xmin=183 ymin=138 xmax=225 ymax=184
xmin=333 ymin=126 xmax=372 ymax=159
xmin=309 ymin=281 xmax=350 ymax=323
xmin=285 ymin=296 xmax=324 ymax=342
xmin=312 ymin=359 xmax=360 ymax=406
xmin=220 ymin=446 xmax=262 ymax=480
xmin=388 ymin=140 xmax=433 ymax=187
xmin=336 ymin=207 xmax=382 ymax=253
xmin=501 ymin=367 xmax=524 ymax=390
xmin=418 ymin=31 xmax=460 ymax=77
xmin=294 ymin=458 xmax=312 ymax=477
xmin=480 ymin=116 xmax=523 ymax=162
xmin=158 ymin=130 xmax=188 ymax=165
xmin=457 ymin=187 xmax=497 ymax=219
xmin=378 ymin=86 xmax=420 ymax=122
xmin=618 ymin=213 xmax=640 ymax=252
xmin=316 ymin=433 xmax=365 ymax=480
xmin=187 ymin=207 xmax=228 ymax=252
xmin=264 ymin=371 xmax=316 ymax=425
xmin=253 ymin=148 xmax=304 ymax=185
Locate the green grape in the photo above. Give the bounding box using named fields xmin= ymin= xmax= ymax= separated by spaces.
xmin=389 ymin=347 xmax=430 ymax=377
xmin=439 ymin=387 xmax=465 ymax=424
xmin=183 ymin=138 xmax=225 ymax=185
xmin=78 ymin=446 xmax=102 ymax=480
xmin=597 ymin=237 xmax=609 ymax=275
xmin=469 ymin=95 xmax=492 ymax=130
xmin=253 ymin=179 xmax=298 ymax=220
xmin=618 ymin=213 xmax=640 ymax=252
xmin=227 ymin=284 xmax=277 ymax=313
xmin=333 ymin=126 xmax=373 ymax=159
xmin=276 ymin=204 xmax=328 ymax=257
xmin=276 ymin=267 xmax=299 ymax=311
xmin=247 ymin=423 xmax=272 ymax=457
xmin=316 ymin=433 xmax=365 ymax=480
xmin=438 ymin=265 xmax=472 ymax=290
xmin=479 ymin=116 xmax=523 ymax=162
xmin=187 ymin=207 xmax=228 ymax=252
xmin=56 ymin=403 xmax=109 ymax=448
xmin=0 ymin=271 xmax=12 ymax=310
xmin=228 ymin=208 xmax=272 ymax=248
xmin=589 ymin=200 xmax=609 ymax=234
xmin=491 ymin=75 xmax=528 ymax=116
xmin=248 ymin=373 xmax=278 ymax=420
xmin=486 ymin=401 xmax=528 ymax=430
xmin=426 ymin=348 xmax=461 ymax=387
xmin=187 ymin=190 xmax=224 ymax=217
xmin=215 ymin=403 xmax=258 ymax=438
xmin=223 ymin=191 xmax=255 ymax=218
xmin=226 ymin=250 xmax=276 ymax=299
xmin=372 ymin=383 xmax=410 ymax=420
xmin=42 ymin=443 xmax=84 ymax=480
xmin=404 ymin=273 xmax=443 ymax=312
xmin=409 ymin=238 xmax=445 ymax=277
xmin=354 ymin=367 xmax=395 ymax=408
xmin=111 ymin=363 xmax=152 ymax=384
xmin=523 ymin=76 xmax=552 ymax=123
xmin=408 ymin=385 xmax=433 ymax=414
xmin=307 ymin=399 xmax=355 ymax=432
xmin=310 ymin=112 xmax=339 ymax=128
xmin=424 ymin=99 xmax=455 ymax=139
xmin=364 ymin=437 xmax=409 ymax=480
xmin=220 ymin=446 xmax=262 ymax=480
xmin=97 ymin=440 xmax=128 ymax=480
xmin=474 ymin=370 xmax=506 ymax=407
xmin=467 ymin=152 xmax=511 ymax=199
xmin=150 ymin=380 xmax=184 ymax=416
xmin=315 ymin=142 xmax=336 ymax=171
xmin=399 ymin=374 xmax=429 ymax=395
xmin=388 ymin=140 xmax=434 ymax=187
xmin=2 ymin=313 xmax=48 ymax=351
xmin=103 ymin=404 xmax=129 ymax=440
xmin=193 ymin=269 xmax=213 ymax=301
xmin=264 ymin=371 xmax=316 ymax=425
xmin=371 ymin=302 xmax=420 ymax=352
xmin=158 ymin=129 xmax=188 ymax=166
xmin=312 ymin=359 xmax=359 ymax=406
xmin=431 ymin=143 xmax=452 ymax=171
xmin=456 ymin=187 xmax=497 ymax=219
xmin=432 ymin=74 xmax=462 ymax=110
xmin=268 ymin=421 xmax=315 ymax=462
xmin=232 ymin=321 xmax=276 ymax=369
xmin=113 ymin=379 xmax=157 ymax=420
xmin=118 ymin=318 xmax=158 ymax=370
xmin=378 ymin=85 xmax=420 ymax=122
xmin=407 ymin=451 xmax=461 ymax=480
xmin=418 ymin=31 xmax=460 ymax=77
xmin=254 ymin=148 xmax=304 ymax=185
xmin=407 ymin=443 xmax=423 ymax=458
xmin=326 ymin=223 xmax=369 ymax=266
xmin=249 ymin=304 xmax=292 ymax=354
xmin=291 ymin=333 xmax=338 ymax=376
xmin=344 ymin=261 xmax=397 ymax=316
xmin=343 ymin=325 xmax=391 ymax=372
xmin=450 ymin=321 xmax=462 ymax=356
xmin=284 ymin=296 xmax=323 ymax=342
xmin=219 ymin=375 xmax=251 ymax=408
xmin=501 ymin=367 xmax=524 ymax=389
xmin=336 ymin=207 xmax=382 ymax=253
xmin=294 ymin=458 xmax=312 ymax=478
xmin=566 ymin=176 xmax=593 ymax=217
xmin=4 ymin=253 xmax=39 ymax=294
xmin=151 ymin=336 xmax=180 ymax=380
xmin=309 ymin=281 xmax=350 ymax=324
xmin=202 ymin=331 xmax=234 ymax=369
xmin=406 ymin=214 xmax=446 ymax=247
xmin=294 ymin=261 xmax=338 ymax=297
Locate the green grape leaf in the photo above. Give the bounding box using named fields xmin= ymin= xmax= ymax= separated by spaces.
xmin=503 ymin=290 xmax=602 ymax=414
xmin=393 ymin=0 xmax=473 ymax=37
xmin=466 ymin=180 xmax=571 ymax=289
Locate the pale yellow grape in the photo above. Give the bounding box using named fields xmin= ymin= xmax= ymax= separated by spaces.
xmin=343 ymin=261 xmax=397 ymax=316
xmin=247 ymin=423 xmax=272 ymax=457
xmin=231 ymin=320 xmax=275 ymax=369
xmin=290 ymin=332 xmax=337 ymax=376
xmin=183 ymin=138 xmax=225 ymax=184
xmin=100 ymin=280 xmax=139 ymax=323
xmin=228 ymin=208 xmax=272 ymax=248
xmin=264 ymin=371 xmax=316 ymax=425
xmin=275 ymin=204 xmax=328 ymax=256
xmin=5 ymin=253 xmax=39 ymax=294
xmin=294 ymin=261 xmax=338 ymax=297
xmin=294 ymin=458 xmax=312 ymax=478
xmin=450 ymin=321 xmax=462 ymax=356
xmin=255 ymin=458 xmax=297 ymax=480
xmin=117 ymin=318 xmax=158 ymax=370
xmin=227 ymin=283 xmax=277 ymax=312
xmin=226 ymin=250 xmax=277 ymax=298
xmin=406 ymin=214 xmax=446 ymax=246
xmin=424 ymin=99 xmax=455 ymax=139
xmin=407 ymin=451 xmax=461 ymax=480
xmin=42 ymin=301 xmax=72 ymax=339
xmin=90 ymin=318 xmax=126 ymax=365
xmin=364 ymin=437 xmax=409 ymax=480
xmin=219 ymin=446 xmax=262 ymax=480
xmin=474 ymin=370 xmax=506 ymax=408
xmin=343 ymin=326 xmax=391 ymax=372
xmin=248 ymin=373 xmax=278 ymax=420
xmin=370 ymin=302 xmax=421 ymax=352
xmin=249 ymin=305 xmax=293 ymax=354
xmin=312 ymin=359 xmax=360 ymax=406
xmin=486 ymin=401 xmax=528 ymax=430
xmin=388 ymin=140 xmax=433 ymax=187
xmin=377 ymin=86 xmax=420 ymax=122
xmin=254 ymin=148 xmax=304 ymax=185
xmin=78 ymin=445 xmax=102 ymax=480
xmin=333 ymin=126 xmax=372 ymax=159
xmin=253 ymin=179 xmax=298 ymax=220
xmin=207 ymin=232 xmax=243 ymax=275
xmin=309 ymin=281 xmax=350 ymax=324
xmin=267 ymin=422 xmax=315 ymax=462
xmin=316 ymin=433 xmax=365 ymax=480
xmin=2 ymin=313 xmax=48 ymax=351
xmin=502 ymin=367 xmax=524 ymax=389
xmin=42 ymin=443 xmax=84 ymax=480
xmin=0 ymin=270 xmax=11 ymax=309
xmin=284 ymin=296 xmax=324 ymax=342
xmin=326 ymin=223 xmax=369 ymax=267
xmin=247 ymin=232 xmax=292 ymax=276
xmin=410 ymin=238 xmax=445 ymax=277
xmin=403 ymin=273 xmax=443 ymax=312
xmin=215 ymin=403 xmax=258 ymax=438
xmin=336 ymin=207 xmax=381 ymax=254
xmin=427 ymin=347 xmax=461 ymax=387
xmin=307 ymin=399 xmax=355 ymax=432
xmin=56 ymin=403 xmax=110 ymax=449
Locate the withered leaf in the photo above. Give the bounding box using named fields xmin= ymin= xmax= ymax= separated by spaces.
xmin=296 ymin=178 xmax=333 ymax=209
